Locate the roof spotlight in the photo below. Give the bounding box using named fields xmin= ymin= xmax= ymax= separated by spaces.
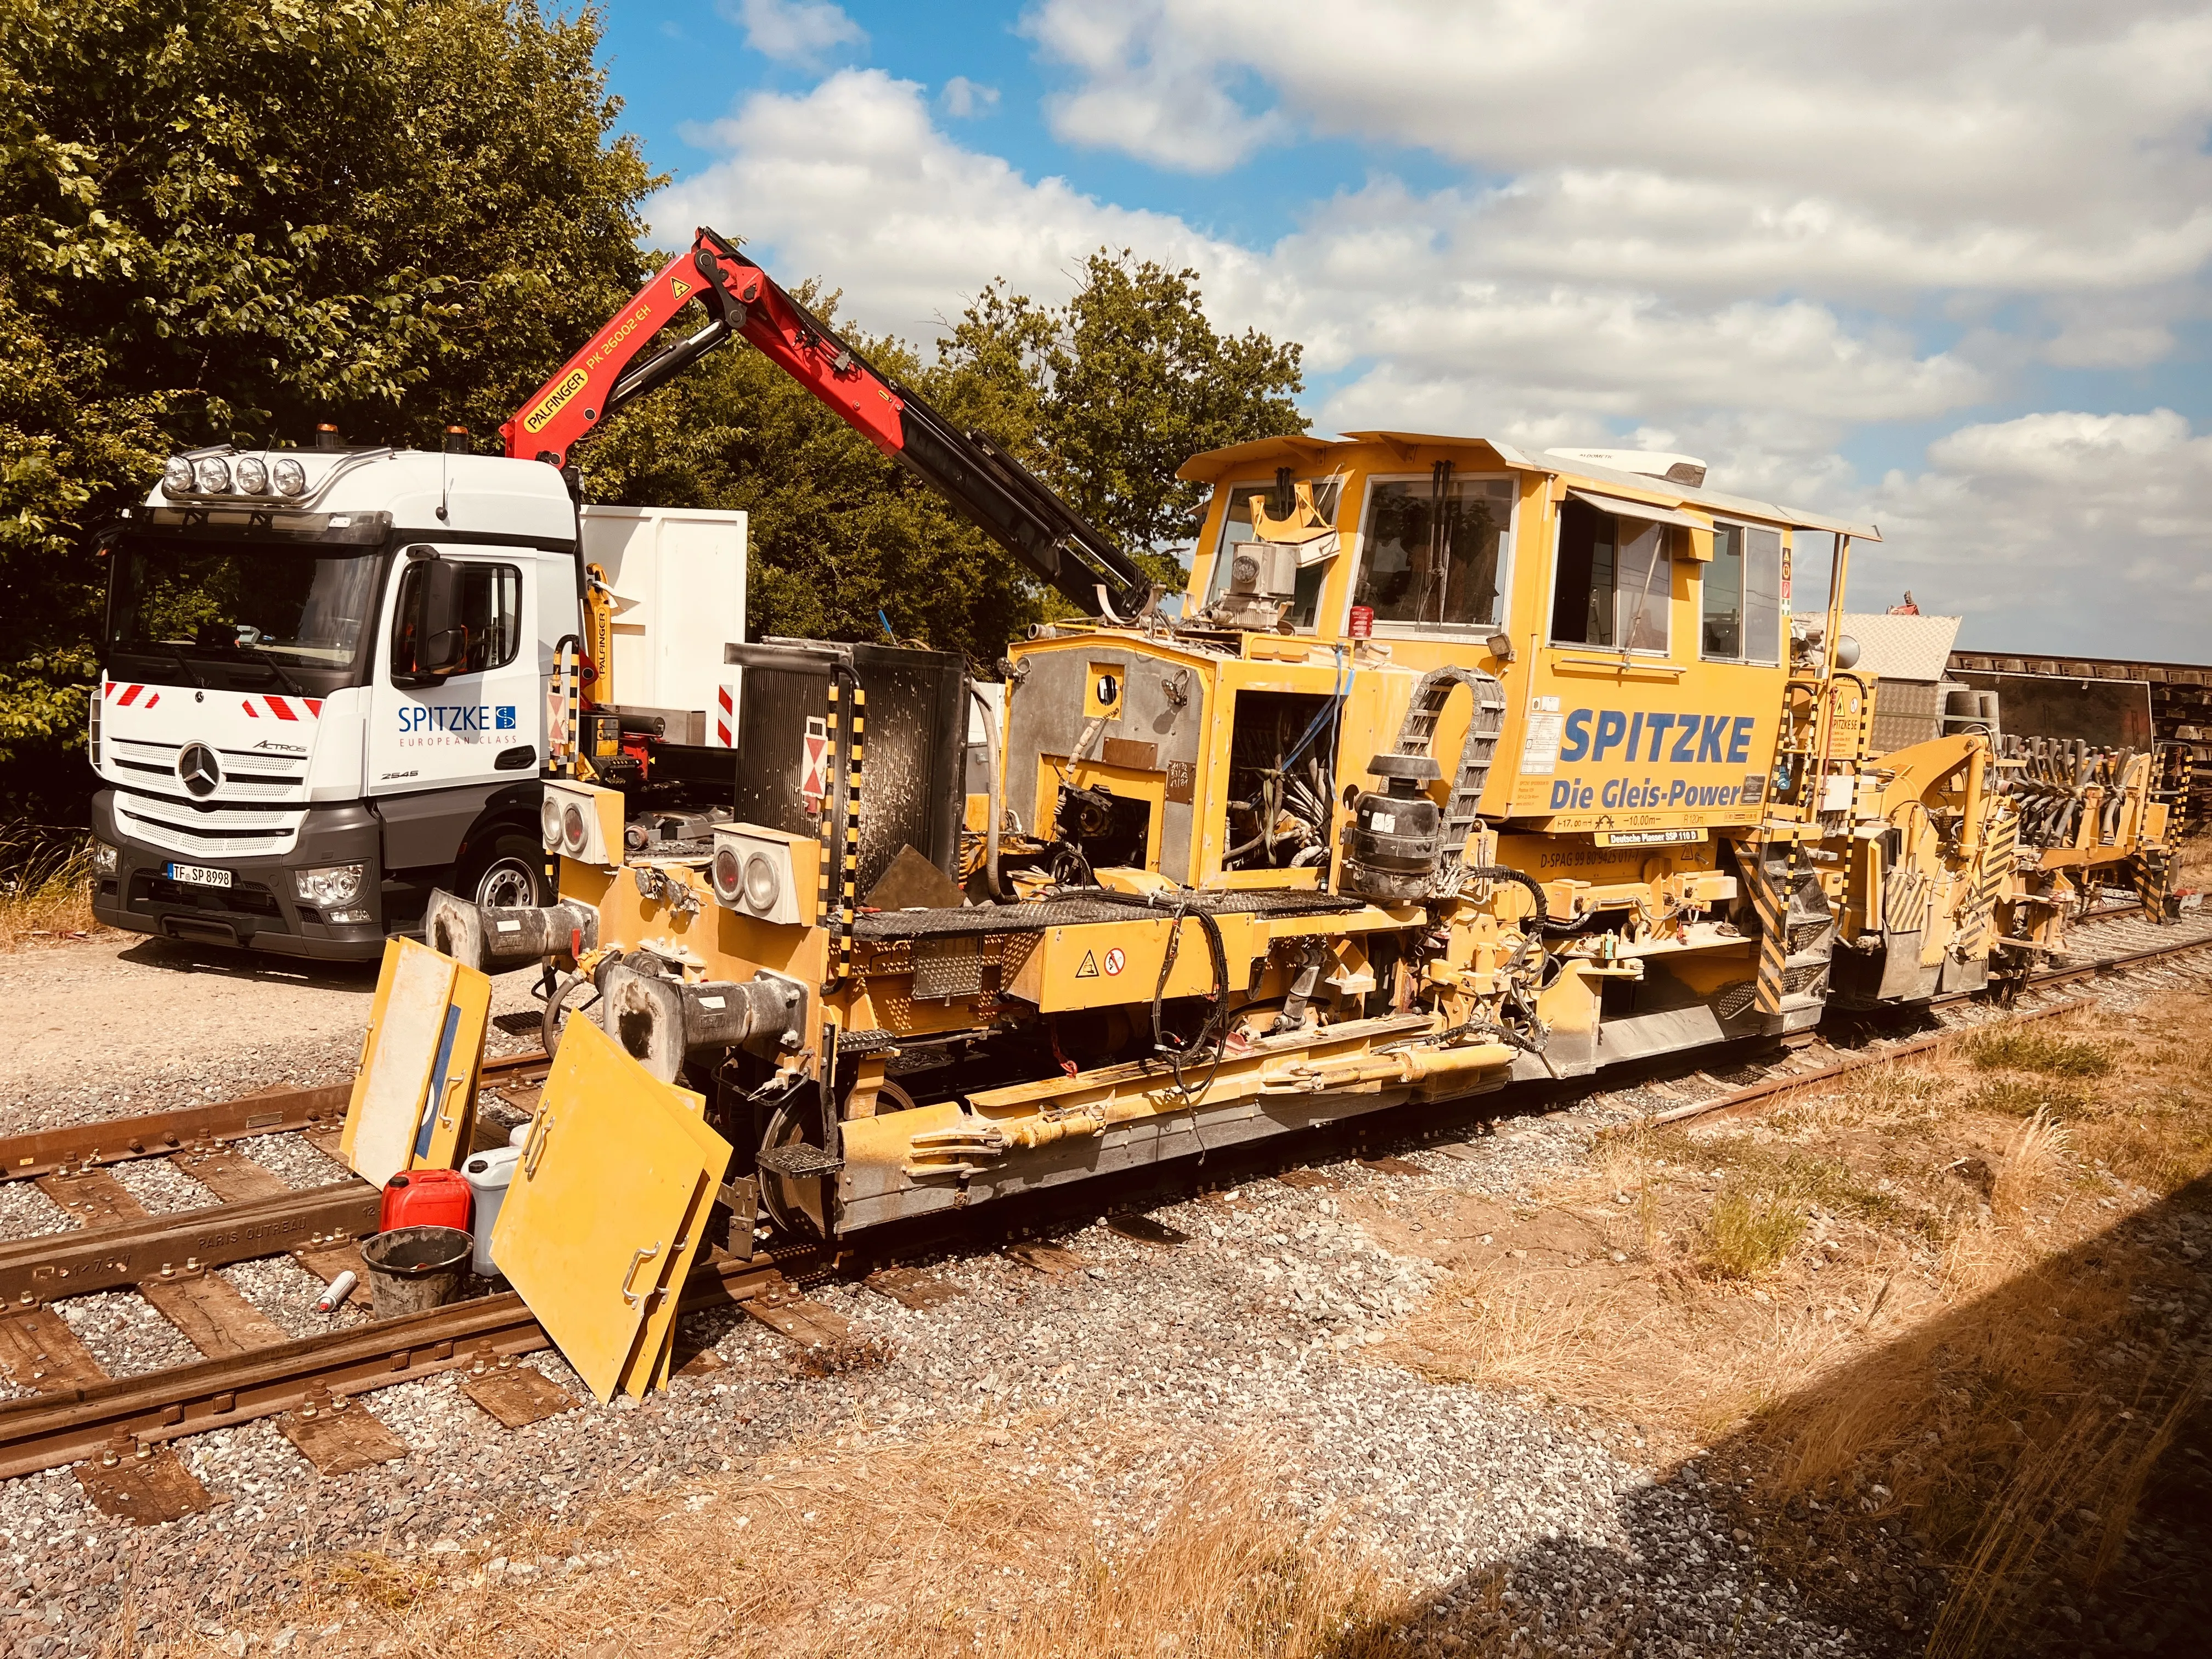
xmin=194 ymin=456 xmax=232 ymax=494
xmin=233 ymin=455 xmax=269 ymax=494
xmin=161 ymin=456 xmax=197 ymax=497
xmin=272 ymin=457 xmax=307 ymax=496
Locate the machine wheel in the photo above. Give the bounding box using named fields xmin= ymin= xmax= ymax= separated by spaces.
xmin=461 ymin=833 xmax=547 ymax=912
xmin=758 ymin=1094 xmax=829 ymax=1240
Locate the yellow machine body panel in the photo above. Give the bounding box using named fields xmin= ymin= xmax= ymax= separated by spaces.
xmin=489 ymin=430 xmax=2174 ymax=1245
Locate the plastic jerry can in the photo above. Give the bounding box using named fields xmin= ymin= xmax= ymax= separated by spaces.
xmin=461 ymin=1146 xmax=523 ymax=1278
xmin=380 ymin=1167 xmax=472 ymax=1234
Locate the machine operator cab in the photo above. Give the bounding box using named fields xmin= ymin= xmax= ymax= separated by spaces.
xmin=1001 ymin=433 xmax=1880 ymax=898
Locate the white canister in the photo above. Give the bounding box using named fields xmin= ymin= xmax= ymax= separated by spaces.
xmin=461 ymin=1146 xmax=523 ymax=1278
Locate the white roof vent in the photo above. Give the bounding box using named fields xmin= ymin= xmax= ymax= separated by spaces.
xmin=1545 ymin=448 xmax=1708 ymax=488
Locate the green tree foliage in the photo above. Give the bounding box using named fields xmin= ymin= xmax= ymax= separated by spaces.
xmin=0 ymin=0 xmax=654 ymax=814
xmin=937 ymin=250 xmax=1307 ymax=591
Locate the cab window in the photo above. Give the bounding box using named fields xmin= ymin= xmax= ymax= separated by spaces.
xmin=1203 ymin=473 xmax=1342 ymax=628
xmin=1701 ymin=523 xmax=1782 ymax=665
xmin=389 ymin=560 xmax=521 ymax=678
xmin=1353 ymin=472 xmax=1513 ymax=631
xmin=1550 ymin=496 xmax=1671 ymax=653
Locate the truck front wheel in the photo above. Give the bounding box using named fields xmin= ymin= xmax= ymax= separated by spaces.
xmin=460 ymin=833 xmax=548 ymax=912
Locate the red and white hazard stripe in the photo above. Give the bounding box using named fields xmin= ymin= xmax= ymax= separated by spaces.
xmin=104 ymin=681 xmax=162 ymax=710
xmin=239 ymin=695 xmax=324 ymax=720
xmin=714 ymin=681 xmax=737 ymax=748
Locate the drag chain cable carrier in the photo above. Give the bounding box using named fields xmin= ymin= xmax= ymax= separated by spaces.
xmin=391 ymin=227 xmax=2173 ymax=1249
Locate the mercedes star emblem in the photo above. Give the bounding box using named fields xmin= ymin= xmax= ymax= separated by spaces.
xmin=177 ymin=742 xmax=222 ymax=798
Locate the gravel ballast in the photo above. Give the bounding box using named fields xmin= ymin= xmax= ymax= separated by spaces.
xmin=3 ymin=925 xmax=2209 ymax=1656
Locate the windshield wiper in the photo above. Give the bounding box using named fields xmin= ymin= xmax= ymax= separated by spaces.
xmin=238 ymin=645 xmax=308 ymax=698
xmin=159 ymin=643 xmax=208 ymax=689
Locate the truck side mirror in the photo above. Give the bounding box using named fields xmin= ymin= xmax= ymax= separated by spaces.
xmin=392 ymin=551 xmax=472 ymax=687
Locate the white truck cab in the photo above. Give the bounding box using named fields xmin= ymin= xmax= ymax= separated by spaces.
xmin=89 ymin=441 xmax=743 ymax=960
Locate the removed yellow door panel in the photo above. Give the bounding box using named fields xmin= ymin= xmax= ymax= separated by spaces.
xmin=343 ymin=940 xmax=457 ymax=1187
xmin=490 ymin=1016 xmax=731 ymax=1403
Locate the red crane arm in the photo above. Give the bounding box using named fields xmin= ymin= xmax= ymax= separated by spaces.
xmin=502 ymin=227 xmax=1153 ymax=620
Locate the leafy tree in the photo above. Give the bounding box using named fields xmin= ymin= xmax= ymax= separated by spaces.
xmin=0 ymin=0 xmax=655 ymax=817
xmin=936 ymin=250 xmax=1307 ymax=590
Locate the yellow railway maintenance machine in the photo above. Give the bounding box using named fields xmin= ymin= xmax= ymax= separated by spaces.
xmin=430 ymin=435 xmax=2045 ymax=1244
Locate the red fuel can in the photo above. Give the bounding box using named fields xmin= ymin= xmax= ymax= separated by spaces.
xmin=380 ymin=1168 xmax=472 ymax=1234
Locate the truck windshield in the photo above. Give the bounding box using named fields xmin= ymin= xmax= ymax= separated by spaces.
xmin=106 ymin=535 xmax=383 ymax=683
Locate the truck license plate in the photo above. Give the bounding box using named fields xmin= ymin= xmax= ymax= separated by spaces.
xmin=166 ymin=862 xmax=233 ymax=889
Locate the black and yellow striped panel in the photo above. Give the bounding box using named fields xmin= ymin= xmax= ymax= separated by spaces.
xmin=819 ymin=685 xmax=840 ymax=975
xmin=1960 ymin=811 xmax=2016 ymax=957
xmin=1738 ymin=843 xmax=1788 ymax=1014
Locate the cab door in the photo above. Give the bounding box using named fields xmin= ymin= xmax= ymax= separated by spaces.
xmin=368 ymin=546 xmax=541 ymax=798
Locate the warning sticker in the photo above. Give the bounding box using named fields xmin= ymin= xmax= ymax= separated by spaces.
xmin=801 ymin=716 xmax=830 ymax=804
xmin=1075 ymin=951 xmax=1100 ymax=979
xmin=1103 ymin=947 xmax=1125 ymax=976
xmin=1520 ymin=709 xmax=1564 ymax=776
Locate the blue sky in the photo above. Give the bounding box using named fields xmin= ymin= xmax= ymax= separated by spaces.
xmin=591 ymin=1 xmax=2212 ymax=658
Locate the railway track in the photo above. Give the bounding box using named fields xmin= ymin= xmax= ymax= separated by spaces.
xmin=3 ymin=901 xmax=2208 ymax=1516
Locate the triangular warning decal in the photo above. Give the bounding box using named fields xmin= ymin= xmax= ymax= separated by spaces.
xmin=670 ymin=276 xmax=691 ymax=300
xmin=1075 ymin=951 xmax=1100 ymax=979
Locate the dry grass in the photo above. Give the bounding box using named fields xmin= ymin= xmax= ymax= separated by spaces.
xmin=1989 ymin=1108 xmax=2070 ymax=1220
xmin=152 ymin=1424 xmax=1448 ymax=1659
xmin=1701 ymin=1181 xmax=1808 ymax=1278
xmin=1384 ymin=990 xmax=2212 ymax=1652
xmin=0 ymin=822 xmax=102 ymax=951
xmin=2169 ymin=833 xmax=2212 ymax=893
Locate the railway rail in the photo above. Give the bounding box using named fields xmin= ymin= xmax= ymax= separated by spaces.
xmin=2 ymin=901 xmax=2208 ymax=1515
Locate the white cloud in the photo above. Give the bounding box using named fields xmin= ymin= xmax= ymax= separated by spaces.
xmin=941 ymin=76 xmax=1000 ymax=119
xmin=1022 ymin=1 xmax=2212 ymax=310
xmin=653 ymin=72 xmax=1979 ymax=425
xmin=1863 ymin=411 xmax=2212 ymax=656
xmin=652 ymin=71 xmax=1242 ymax=338
xmin=1023 ymin=2 xmax=1285 ymax=173
xmin=723 ymin=0 xmax=864 ymax=66
xmin=647 ymin=67 xmax=2210 ymax=657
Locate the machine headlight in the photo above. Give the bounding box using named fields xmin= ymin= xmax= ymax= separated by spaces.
xmin=742 ymin=851 xmax=781 ymax=913
xmin=272 ymin=457 xmax=308 ymax=496
xmin=294 ymin=862 xmax=365 ymax=906
xmin=194 ymin=456 xmax=233 ymax=494
xmin=712 ymin=845 xmax=743 ymax=903
xmin=92 ymin=842 xmax=119 ymax=876
xmin=541 ymin=793 xmax=564 ymax=849
xmin=562 ymin=803 xmax=587 ymax=854
xmin=233 ymin=455 xmax=269 ymax=494
xmin=161 ymin=456 xmax=198 ymax=497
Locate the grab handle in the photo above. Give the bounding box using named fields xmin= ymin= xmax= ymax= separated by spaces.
xmin=619 ymin=1242 xmax=662 ymax=1308
xmin=521 ymin=1111 xmax=554 ymax=1178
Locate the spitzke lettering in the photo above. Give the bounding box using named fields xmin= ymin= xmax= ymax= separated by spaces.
xmin=396 ymin=704 xmax=518 ymax=736
xmin=1557 ymin=708 xmax=1757 ymax=767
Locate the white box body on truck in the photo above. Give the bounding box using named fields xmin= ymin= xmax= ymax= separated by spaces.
xmin=88 ymin=445 xmax=744 ymax=960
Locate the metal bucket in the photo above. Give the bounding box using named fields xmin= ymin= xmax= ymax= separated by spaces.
xmin=359 ymin=1224 xmax=472 ymax=1319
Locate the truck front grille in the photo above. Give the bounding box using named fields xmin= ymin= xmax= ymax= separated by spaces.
xmin=106 ymin=738 xmax=308 ymax=803
xmin=113 ymin=789 xmax=305 ymax=859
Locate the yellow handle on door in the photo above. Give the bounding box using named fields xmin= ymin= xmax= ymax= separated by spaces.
xmin=436 ymin=1074 xmax=467 ymax=1131
xmin=620 ymin=1241 xmax=662 ymax=1307
xmin=522 ymin=1110 xmax=555 ymax=1177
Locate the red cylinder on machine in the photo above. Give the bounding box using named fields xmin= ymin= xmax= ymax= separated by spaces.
xmin=380 ymin=1169 xmax=472 ymax=1233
